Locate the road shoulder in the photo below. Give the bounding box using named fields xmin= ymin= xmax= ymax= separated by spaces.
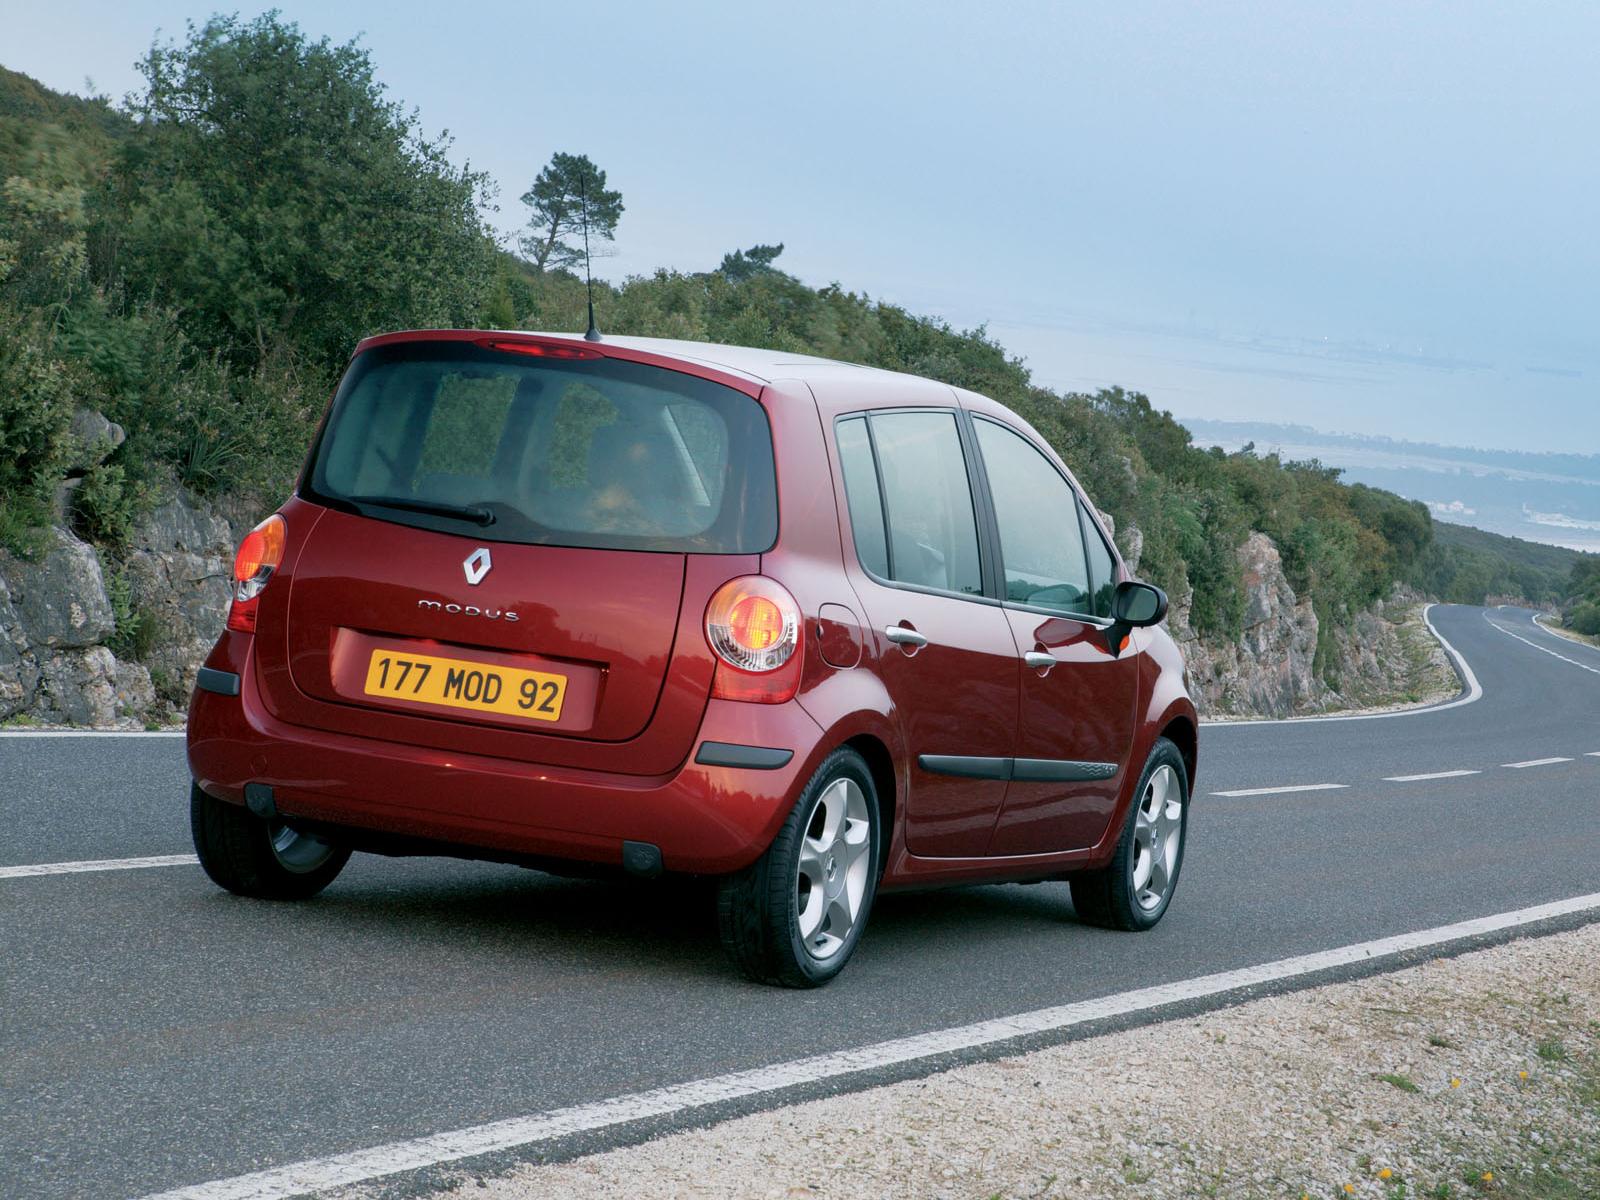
xmin=431 ymin=923 xmax=1600 ymax=1200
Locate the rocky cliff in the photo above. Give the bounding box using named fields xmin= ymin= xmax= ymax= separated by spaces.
xmin=1 ymin=406 xmax=246 ymax=730
xmin=1 ymin=484 xmax=1457 ymax=729
xmin=1105 ymin=518 xmax=1456 ymax=719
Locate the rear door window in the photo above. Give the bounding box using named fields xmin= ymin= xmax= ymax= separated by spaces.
xmin=973 ymin=418 xmax=1092 ymax=615
xmin=304 ymin=341 xmax=776 ymax=553
xmin=835 ymin=416 xmax=891 ymax=578
xmin=862 ymin=410 xmax=984 ymax=597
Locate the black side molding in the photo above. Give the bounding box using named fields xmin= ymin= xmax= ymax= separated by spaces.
xmin=1011 ymin=758 xmax=1119 ymax=783
xmin=694 ymin=742 xmax=795 ymax=770
xmin=919 ymin=755 xmax=1118 ymax=783
xmin=196 ymin=667 xmax=241 ymax=697
xmin=917 ymin=755 xmax=1013 ymax=781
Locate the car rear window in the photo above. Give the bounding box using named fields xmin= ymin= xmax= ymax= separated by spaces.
xmin=302 ymin=340 xmax=778 ymax=553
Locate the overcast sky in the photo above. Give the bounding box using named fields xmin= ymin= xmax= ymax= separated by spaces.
xmin=7 ymin=1 xmax=1597 ymax=452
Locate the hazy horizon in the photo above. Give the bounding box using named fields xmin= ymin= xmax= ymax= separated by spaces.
xmin=5 ymin=1 xmax=1597 ymax=454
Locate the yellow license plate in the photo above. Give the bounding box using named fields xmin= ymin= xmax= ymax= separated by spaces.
xmin=362 ymin=649 xmax=567 ymax=722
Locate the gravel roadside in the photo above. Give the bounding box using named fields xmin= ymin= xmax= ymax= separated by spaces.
xmin=418 ymin=923 xmax=1600 ymax=1200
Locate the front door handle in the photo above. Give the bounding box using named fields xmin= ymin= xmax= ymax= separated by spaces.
xmin=1023 ymin=650 xmax=1056 ymax=671
xmin=884 ymin=625 xmax=929 ymax=649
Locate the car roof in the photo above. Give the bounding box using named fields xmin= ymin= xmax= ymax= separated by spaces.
xmin=358 ymin=327 xmax=927 ymax=389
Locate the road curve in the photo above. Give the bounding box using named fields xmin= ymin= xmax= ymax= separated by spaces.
xmin=2 ymin=604 xmax=1598 ymax=1199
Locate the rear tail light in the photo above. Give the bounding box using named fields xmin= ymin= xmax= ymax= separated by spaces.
xmin=226 ymin=514 xmax=286 ymax=633
xmin=706 ymin=576 xmax=802 ymax=703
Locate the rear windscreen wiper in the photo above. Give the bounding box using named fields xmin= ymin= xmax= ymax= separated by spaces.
xmin=343 ymin=494 xmax=495 ymax=526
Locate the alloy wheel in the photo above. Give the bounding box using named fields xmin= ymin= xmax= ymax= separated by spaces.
xmin=794 ymin=777 xmax=873 ymax=960
xmin=1130 ymin=763 xmax=1183 ymax=911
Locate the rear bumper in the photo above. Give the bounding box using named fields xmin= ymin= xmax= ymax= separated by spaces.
xmin=187 ymin=641 xmax=824 ymax=875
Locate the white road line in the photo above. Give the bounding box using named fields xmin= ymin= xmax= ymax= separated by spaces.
xmin=1502 ymin=757 xmax=1574 ymax=770
xmin=1587 ymin=752 xmax=1600 ymax=758
xmin=1483 ymin=611 xmax=1600 ymax=677
xmin=1209 ymin=783 xmax=1348 ymax=797
xmin=1207 ymin=603 xmax=1482 ymax=727
xmin=0 ymin=854 xmax=197 ymax=880
xmin=137 ymin=890 xmax=1600 ymax=1200
xmin=1534 ymin=613 xmax=1600 ymax=656
xmin=0 ymin=729 xmax=186 ymax=738
xmin=1384 ymin=769 xmax=1482 ymax=782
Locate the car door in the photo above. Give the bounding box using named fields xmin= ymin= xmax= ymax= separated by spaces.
xmin=833 ymin=410 xmax=1020 ymax=858
xmin=969 ymin=416 xmax=1141 ymax=856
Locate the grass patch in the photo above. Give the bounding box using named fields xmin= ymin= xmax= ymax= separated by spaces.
xmin=1537 ymin=1038 xmax=1569 ymax=1063
xmin=1376 ymin=1072 xmax=1422 ymax=1094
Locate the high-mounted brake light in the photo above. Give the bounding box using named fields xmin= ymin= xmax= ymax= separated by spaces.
xmin=706 ymin=576 xmax=803 ymax=703
xmin=226 ymin=514 xmax=286 ymax=633
xmin=475 ymin=338 xmax=603 ymax=361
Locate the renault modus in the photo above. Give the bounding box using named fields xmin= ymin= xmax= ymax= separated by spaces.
xmin=187 ymin=332 xmax=1198 ymax=986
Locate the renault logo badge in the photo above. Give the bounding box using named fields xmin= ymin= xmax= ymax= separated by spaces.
xmin=463 ymin=547 xmax=492 ymax=586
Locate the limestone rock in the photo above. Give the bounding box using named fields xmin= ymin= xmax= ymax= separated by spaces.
xmin=0 ymin=527 xmax=116 ymax=649
xmin=123 ymin=490 xmax=239 ymax=700
xmin=64 ymin=408 xmax=126 ymax=473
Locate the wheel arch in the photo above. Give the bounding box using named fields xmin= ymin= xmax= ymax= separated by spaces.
xmin=842 ymin=732 xmax=896 ymax=875
xmin=1157 ymin=712 xmax=1198 ymax=791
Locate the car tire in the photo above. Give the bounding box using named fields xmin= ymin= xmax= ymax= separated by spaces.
xmin=1070 ymin=737 xmax=1189 ymax=931
xmin=717 ymin=747 xmax=881 ymax=987
xmin=190 ymin=782 xmax=351 ymax=900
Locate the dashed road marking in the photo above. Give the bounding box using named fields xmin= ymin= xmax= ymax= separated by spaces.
xmin=134 ymin=890 xmax=1600 ymax=1200
xmin=0 ymin=854 xmax=198 ymax=880
xmin=1210 ymin=783 xmax=1348 ymax=797
xmin=1384 ymin=769 xmax=1482 ymax=782
xmin=1503 ymin=757 xmax=1574 ymax=770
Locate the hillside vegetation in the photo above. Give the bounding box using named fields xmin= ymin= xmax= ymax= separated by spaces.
xmin=1 ymin=16 xmax=1590 ymax=689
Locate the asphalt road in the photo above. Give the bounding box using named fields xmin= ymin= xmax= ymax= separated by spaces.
xmin=3 ymin=605 xmax=1598 ymax=1199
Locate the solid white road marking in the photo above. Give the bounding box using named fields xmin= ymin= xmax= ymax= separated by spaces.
xmin=1534 ymin=613 xmax=1600 ymax=655
xmin=1384 ymin=769 xmax=1482 ymax=782
xmin=1209 ymin=783 xmax=1348 ymax=797
xmin=0 ymin=729 xmax=186 ymax=738
xmin=0 ymin=728 xmax=187 ymax=737
xmin=1587 ymin=752 xmax=1600 ymax=758
xmin=1483 ymin=612 xmax=1600 ymax=677
xmin=1207 ymin=603 xmax=1482 ymax=727
xmin=136 ymin=890 xmax=1600 ymax=1200
xmin=0 ymin=854 xmax=198 ymax=880
xmin=1502 ymin=757 xmax=1574 ymax=770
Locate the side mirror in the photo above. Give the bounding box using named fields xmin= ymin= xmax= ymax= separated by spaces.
xmin=1104 ymin=580 xmax=1168 ymax=656
xmin=1113 ymin=580 xmax=1168 ymax=627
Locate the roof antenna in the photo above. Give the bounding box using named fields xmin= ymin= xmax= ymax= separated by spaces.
xmin=580 ymin=169 xmax=602 ymax=341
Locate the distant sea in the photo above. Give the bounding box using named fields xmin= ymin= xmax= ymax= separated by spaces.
xmin=1180 ymin=419 xmax=1600 ymax=555
xmin=963 ymin=312 xmax=1600 ymax=552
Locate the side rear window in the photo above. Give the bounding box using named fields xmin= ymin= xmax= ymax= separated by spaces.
xmin=973 ymin=418 xmax=1092 ymax=615
xmin=304 ymin=341 xmax=776 ymax=553
xmin=861 ymin=410 xmax=983 ymax=597
xmin=1081 ymin=503 xmax=1119 ymax=619
xmin=835 ymin=416 xmax=890 ymax=578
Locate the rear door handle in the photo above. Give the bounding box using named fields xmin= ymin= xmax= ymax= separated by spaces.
xmin=883 ymin=626 xmax=929 ymax=648
xmin=1023 ymin=651 xmax=1056 ymax=671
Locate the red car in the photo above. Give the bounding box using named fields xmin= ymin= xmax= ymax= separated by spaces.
xmin=187 ymin=331 xmax=1197 ymax=986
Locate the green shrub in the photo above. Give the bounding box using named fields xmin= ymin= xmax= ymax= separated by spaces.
xmin=1569 ymin=602 xmax=1600 ymax=637
xmin=105 ymin=569 xmax=160 ymax=661
xmin=71 ymin=460 xmax=140 ymax=547
xmin=0 ymin=305 xmax=74 ymax=554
